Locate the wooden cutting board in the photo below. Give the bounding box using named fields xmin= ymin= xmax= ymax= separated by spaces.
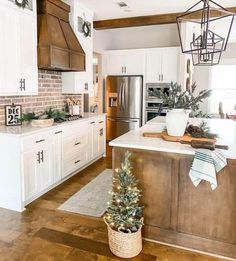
xmin=143 ymin=131 xmax=215 ymax=144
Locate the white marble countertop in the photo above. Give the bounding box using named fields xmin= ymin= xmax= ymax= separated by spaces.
xmin=0 ymin=113 xmax=106 ymax=137
xmin=109 ymin=117 xmax=236 ymax=160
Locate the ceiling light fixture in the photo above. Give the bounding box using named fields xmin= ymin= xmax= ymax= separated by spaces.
xmin=117 ymin=2 xmax=128 ymax=8
xmin=177 ymin=0 xmax=235 ymax=66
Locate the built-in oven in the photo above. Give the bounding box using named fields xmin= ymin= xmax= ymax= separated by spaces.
xmin=145 ymin=83 xmax=169 ymax=122
xmin=146 ymin=83 xmax=170 ymax=100
xmin=145 ymin=103 xmax=167 ymax=122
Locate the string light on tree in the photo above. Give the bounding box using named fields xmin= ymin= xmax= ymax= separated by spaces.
xmin=104 ymin=151 xmax=143 ymax=233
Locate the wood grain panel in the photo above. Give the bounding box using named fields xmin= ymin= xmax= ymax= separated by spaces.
xmin=113 ymin=148 xmax=173 ymax=229
xmin=94 ymin=7 xmax=236 ymax=30
xmin=177 ymin=159 xmax=236 ymax=244
xmin=113 ymin=147 xmax=236 ymax=259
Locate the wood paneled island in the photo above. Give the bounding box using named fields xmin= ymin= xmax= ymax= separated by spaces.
xmin=110 ymin=118 xmax=236 ymax=260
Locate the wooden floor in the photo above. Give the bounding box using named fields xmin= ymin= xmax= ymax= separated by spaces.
xmin=0 ymin=147 xmax=227 ymax=261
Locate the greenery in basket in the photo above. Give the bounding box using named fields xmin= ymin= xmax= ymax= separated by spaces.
xmin=186 ymin=121 xmax=218 ymax=139
xmin=104 ymin=151 xmax=143 ymax=233
xmin=45 ymin=108 xmax=66 ymax=122
xmin=149 ymin=82 xmax=212 ymax=112
xmin=20 ymin=108 xmax=66 ymax=123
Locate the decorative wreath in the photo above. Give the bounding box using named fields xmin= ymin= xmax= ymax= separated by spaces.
xmin=15 ymin=0 xmax=28 ymax=9
xmin=82 ymin=21 xmax=91 ymax=38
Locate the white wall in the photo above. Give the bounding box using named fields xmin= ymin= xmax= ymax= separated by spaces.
xmin=94 ymin=24 xmax=179 ymax=51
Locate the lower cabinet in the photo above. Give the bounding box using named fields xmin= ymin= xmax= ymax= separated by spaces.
xmin=97 ymin=117 xmax=106 ymax=156
xmin=23 ymin=142 xmax=54 ymax=202
xmin=88 ymin=119 xmax=98 ymax=160
xmin=22 ymin=114 xmax=106 ymax=206
xmin=53 ymin=130 xmax=63 ymax=183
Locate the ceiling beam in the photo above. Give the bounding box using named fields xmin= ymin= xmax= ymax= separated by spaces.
xmin=94 ymin=7 xmax=236 ymax=30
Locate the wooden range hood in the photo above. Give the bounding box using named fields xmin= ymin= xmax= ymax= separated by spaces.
xmin=37 ymin=0 xmax=85 ymax=71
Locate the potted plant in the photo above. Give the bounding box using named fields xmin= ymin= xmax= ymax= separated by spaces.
xmin=150 ymin=82 xmax=212 ymax=137
xmin=104 ymin=151 xmax=144 ymax=258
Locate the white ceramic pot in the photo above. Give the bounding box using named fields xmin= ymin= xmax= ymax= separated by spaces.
xmin=166 ymin=109 xmax=190 ymax=137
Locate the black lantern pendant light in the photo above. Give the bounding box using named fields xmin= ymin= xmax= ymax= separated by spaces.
xmin=177 ymin=0 xmax=235 ymax=66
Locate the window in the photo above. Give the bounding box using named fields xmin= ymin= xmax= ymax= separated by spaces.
xmin=209 ymin=65 xmax=236 ymax=115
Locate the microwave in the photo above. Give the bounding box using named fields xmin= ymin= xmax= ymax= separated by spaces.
xmin=146 ymin=83 xmax=170 ymax=101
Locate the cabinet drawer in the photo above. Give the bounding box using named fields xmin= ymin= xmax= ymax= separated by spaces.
xmin=22 ymin=132 xmax=52 ymax=151
xmin=62 ymin=150 xmax=88 ymax=177
xmin=62 ymin=133 xmax=88 ymax=155
xmin=62 ymin=121 xmax=88 ymax=138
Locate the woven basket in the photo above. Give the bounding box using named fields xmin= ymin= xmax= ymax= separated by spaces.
xmin=31 ymin=118 xmax=54 ymax=128
xmin=105 ymin=219 xmax=143 ymax=258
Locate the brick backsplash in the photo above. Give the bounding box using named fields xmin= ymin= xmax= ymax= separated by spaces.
xmin=0 ymin=70 xmax=82 ymax=125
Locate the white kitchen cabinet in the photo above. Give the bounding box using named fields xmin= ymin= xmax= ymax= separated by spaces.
xmin=0 ymin=1 xmax=38 ymax=96
xmin=62 ymin=0 xmax=93 ymax=94
xmin=88 ymin=119 xmax=99 ymax=160
xmin=161 ymin=48 xmax=179 ymax=83
xmin=97 ymin=117 xmax=106 ymax=156
xmin=146 ymin=50 xmax=162 ymax=83
xmin=23 ymin=149 xmax=39 ymax=201
xmin=87 ymin=115 xmax=106 ymax=160
xmin=18 ymin=12 xmax=38 ymax=95
xmin=146 ymin=47 xmax=179 ymax=83
xmin=37 ymin=143 xmax=54 ymax=192
xmin=62 ymin=121 xmax=89 ymax=178
xmin=104 ymin=52 xmax=145 ymax=75
xmin=23 ymin=136 xmax=54 ymax=202
xmin=0 ymin=114 xmax=106 ymax=212
xmin=53 ymin=130 xmax=63 ymax=183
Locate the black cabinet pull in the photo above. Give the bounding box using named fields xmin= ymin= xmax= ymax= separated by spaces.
xmin=75 ymin=160 xmax=81 ymax=164
xmin=37 ymin=152 xmax=41 ymax=164
xmin=90 ymin=121 xmax=95 ymax=124
xmin=36 ymin=139 xmax=45 ymax=143
xmin=99 ymin=121 xmax=104 ymax=123
xmin=22 ymin=79 xmax=26 ymax=91
xmin=99 ymin=128 xmax=104 ymax=136
xmin=55 ymin=131 xmax=62 ymax=134
xmin=40 ymin=150 xmax=44 ymax=163
xmin=19 ymin=79 xmax=26 ymax=91
xmin=74 ymin=142 xmax=81 ymax=146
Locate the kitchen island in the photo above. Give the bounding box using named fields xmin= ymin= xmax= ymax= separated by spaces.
xmin=110 ymin=118 xmax=236 ymax=260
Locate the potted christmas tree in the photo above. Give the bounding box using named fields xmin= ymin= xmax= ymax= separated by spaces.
xmin=104 ymin=151 xmax=143 ymax=258
xmin=150 ymin=82 xmax=212 ymax=137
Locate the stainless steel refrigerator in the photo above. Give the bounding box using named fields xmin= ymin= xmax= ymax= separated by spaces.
xmin=105 ymin=76 xmax=143 ymax=141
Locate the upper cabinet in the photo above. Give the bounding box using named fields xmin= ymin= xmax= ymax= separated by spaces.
xmin=62 ymin=0 xmax=93 ymax=94
xmin=0 ymin=1 xmax=38 ymax=96
xmin=146 ymin=47 xmax=180 ymax=83
xmin=103 ymin=48 xmax=179 ymax=83
xmin=104 ymin=51 xmax=145 ymax=75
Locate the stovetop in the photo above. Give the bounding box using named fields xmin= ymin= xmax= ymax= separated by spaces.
xmin=64 ymin=115 xmax=83 ymax=121
xmin=55 ymin=115 xmax=83 ymax=123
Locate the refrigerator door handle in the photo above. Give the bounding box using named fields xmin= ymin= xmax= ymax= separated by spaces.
xmin=120 ymin=82 xmax=125 ymax=112
xmin=108 ymin=118 xmax=138 ymax=123
xmin=118 ymin=82 xmax=123 ymax=111
xmin=122 ymin=81 xmax=126 ymax=112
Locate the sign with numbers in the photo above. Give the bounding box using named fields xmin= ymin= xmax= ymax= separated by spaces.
xmin=5 ymin=104 xmax=22 ymax=126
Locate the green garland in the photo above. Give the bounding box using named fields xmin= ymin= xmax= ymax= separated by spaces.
xmin=15 ymin=0 xmax=28 ymax=9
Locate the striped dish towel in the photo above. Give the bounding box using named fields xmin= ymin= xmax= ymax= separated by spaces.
xmin=189 ymin=149 xmax=227 ymax=190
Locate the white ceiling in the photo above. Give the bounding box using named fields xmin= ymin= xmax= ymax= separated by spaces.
xmin=77 ymin=0 xmax=236 ymax=20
